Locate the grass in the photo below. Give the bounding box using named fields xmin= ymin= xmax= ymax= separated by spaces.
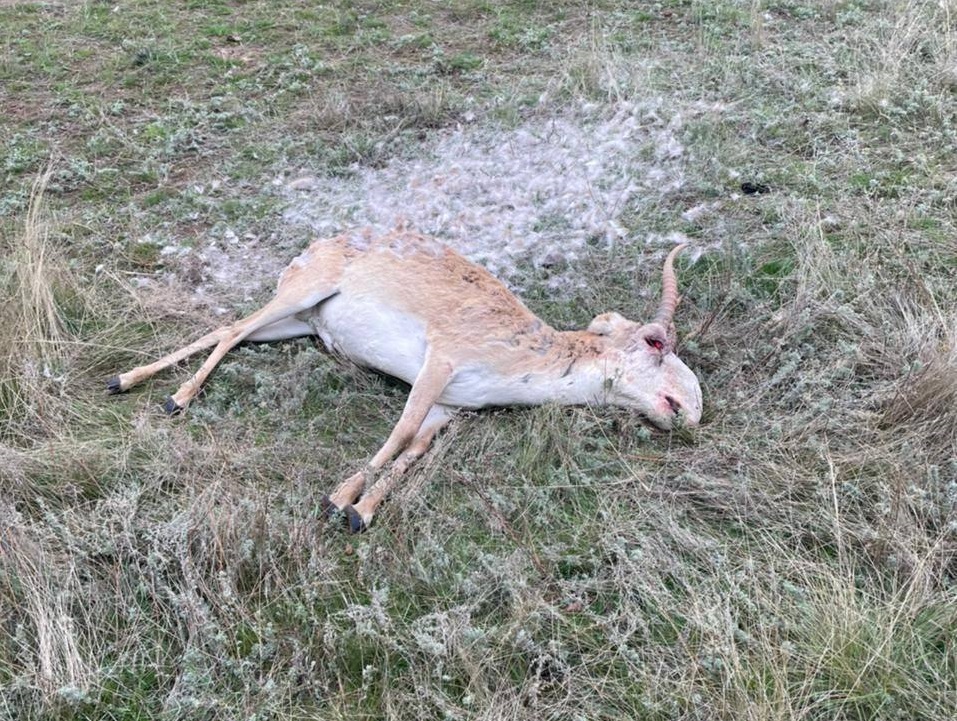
xmin=2 ymin=0 xmax=956 ymax=719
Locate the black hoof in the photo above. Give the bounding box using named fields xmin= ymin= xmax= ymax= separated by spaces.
xmin=343 ymin=505 xmax=367 ymax=534
xmin=163 ymin=397 xmax=183 ymax=415
xmin=319 ymin=495 xmax=340 ymax=518
xmin=106 ymin=376 xmax=123 ymax=394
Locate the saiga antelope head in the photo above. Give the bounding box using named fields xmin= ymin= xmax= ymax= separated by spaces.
xmin=584 ymin=244 xmax=702 ymax=429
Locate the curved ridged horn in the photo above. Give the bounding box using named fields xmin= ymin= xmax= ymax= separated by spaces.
xmin=651 ymin=243 xmax=688 ymax=328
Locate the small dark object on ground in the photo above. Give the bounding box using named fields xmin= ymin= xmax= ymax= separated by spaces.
xmin=741 ymin=181 xmax=771 ymax=195
xmin=131 ymin=49 xmax=153 ymax=68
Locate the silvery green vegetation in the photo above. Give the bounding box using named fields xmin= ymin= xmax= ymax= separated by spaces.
xmin=1 ymin=1 xmax=955 ymax=720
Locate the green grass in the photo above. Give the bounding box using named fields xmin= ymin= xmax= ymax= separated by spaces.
xmin=2 ymin=1 xmax=957 ymax=720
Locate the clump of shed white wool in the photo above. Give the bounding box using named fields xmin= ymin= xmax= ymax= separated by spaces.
xmin=281 ymin=100 xmax=687 ymax=292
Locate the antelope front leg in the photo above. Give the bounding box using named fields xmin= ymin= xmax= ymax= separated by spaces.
xmin=344 ymin=404 xmax=454 ymax=532
xmin=320 ymin=357 xmax=453 ymax=530
xmin=320 ymin=468 xmax=370 ymax=518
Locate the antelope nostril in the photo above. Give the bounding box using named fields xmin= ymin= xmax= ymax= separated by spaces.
xmin=664 ymin=395 xmax=681 ymax=414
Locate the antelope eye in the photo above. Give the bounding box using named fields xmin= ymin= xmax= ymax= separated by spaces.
xmin=646 ymin=337 xmax=665 ymax=351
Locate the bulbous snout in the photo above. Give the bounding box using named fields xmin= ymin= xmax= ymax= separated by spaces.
xmin=658 ymin=387 xmax=702 ymax=428
xmin=654 ymin=359 xmax=702 ymax=429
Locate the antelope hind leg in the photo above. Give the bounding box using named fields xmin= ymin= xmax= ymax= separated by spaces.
xmin=107 ymin=316 xmax=315 ymax=399
xmin=107 ymin=327 xmax=226 ymax=395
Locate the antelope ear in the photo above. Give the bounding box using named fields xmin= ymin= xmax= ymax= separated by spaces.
xmin=588 ymin=312 xmax=636 ymax=338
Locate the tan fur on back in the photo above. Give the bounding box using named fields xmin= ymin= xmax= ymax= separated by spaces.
xmin=286 ymin=230 xmax=598 ymax=374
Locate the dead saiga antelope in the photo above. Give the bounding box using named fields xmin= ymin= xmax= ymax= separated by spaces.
xmin=109 ymin=229 xmax=702 ymax=531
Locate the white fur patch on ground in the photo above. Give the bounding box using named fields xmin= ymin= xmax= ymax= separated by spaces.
xmin=280 ymin=100 xmax=689 ymax=292
xmin=164 ymin=100 xmax=702 ymax=308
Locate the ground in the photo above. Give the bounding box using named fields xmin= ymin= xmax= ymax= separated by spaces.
xmin=1 ymin=1 xmax=955 ymax=720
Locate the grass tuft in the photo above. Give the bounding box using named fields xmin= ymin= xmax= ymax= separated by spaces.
xmin=0 ymin=167 xmax=75 ymax=439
